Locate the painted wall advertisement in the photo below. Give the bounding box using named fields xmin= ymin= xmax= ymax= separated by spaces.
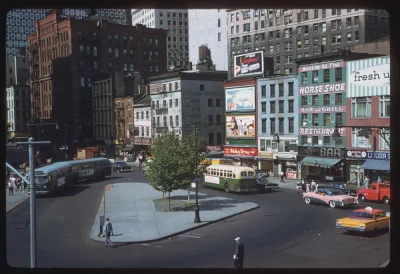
xmin=298 ymin=61 xmax=345 ymax=72
xmin=224 ymin=147 xmax=258 ymax=157
xmin=226 ymin=115 xmax=256 ymax=138
xmin=298 ymin=83 xmax=346 ymax=95
xmin=234 ymin=51 xmax=264 ymax=78
xmin=347 ymin=56 xmax=390 ymax=97
xmin=298 ymin=127 xmax=346 ymax=136
xmin=226 ymin=87 xmax=255 ymax=111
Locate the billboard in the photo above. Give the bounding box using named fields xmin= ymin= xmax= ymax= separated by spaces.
xmin=225 ymin=87 xmax=255 ymax=111
xmin=234 ymin=51 xmax=264 ymax=78
xmin=347 ymin=56 xmax=390 ymax=98
xmin=226 ymin=115 xmax=256 ymax=138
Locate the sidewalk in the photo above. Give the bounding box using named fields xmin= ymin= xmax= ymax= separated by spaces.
xmin=5 ymin=189 xmax=30 ymax=213
xmin=268 ymin=177 xmax=298 ymax=191
xmin=89 ymin=182 xmax=259 ymax=244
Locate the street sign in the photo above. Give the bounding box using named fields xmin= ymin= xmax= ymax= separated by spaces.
xmin=191 ymin=183 xmax=196 ymax=188
xmin=105 ymin=185 xmax=111 ymax=191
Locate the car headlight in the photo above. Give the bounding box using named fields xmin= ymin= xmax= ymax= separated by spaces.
xmin=336 ymin=222 xmax=341 ymax=227
xmin=359 ymin=224 xmax=365 ymax=228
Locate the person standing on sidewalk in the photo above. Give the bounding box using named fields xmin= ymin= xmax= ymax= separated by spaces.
xmin=311 ymin=180 xmax=316 ymax=192
xmin=363 ymin=176 xmax=370 ymax=188
xmin=8 ymin=181 xmax=14 ymax=196
xmin=233 ymin=237 xmax=244 ymax=269
xmin=103 ymin=218 xmax=114 ymax=248
xmin=280 ymin=171 xmax=285 ymax=183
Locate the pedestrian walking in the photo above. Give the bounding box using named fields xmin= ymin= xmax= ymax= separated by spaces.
xmin=377 ymin=176 xmax=382 ymax=183
xmin=280 ymin=171 xmax=285 ymax=183
xmin=103 ymin=218 xmax=114 ymax=248
xmin=23 ymin=179 xmax=28 ymax=193
xmin=301 ymin=180 xmax=306 ymax=192
xmin=311 ymin=180 xmax=316 ymax=192
xmin=315 ymin=182 xmax=319 ymax=193
xmin=8 ymin=181 xmax=14 ymax=196
xmin=306 ymin=181 xmax=310 ymax=193
xmin=363 ymin=176 xmax=370 ymax=188
xmin=233 ymin=237 xmax=244 ymax=269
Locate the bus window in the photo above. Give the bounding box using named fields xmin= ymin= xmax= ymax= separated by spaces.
xmin=241 ymin=171 xmax=247 ymax=177
xmin=233 ymin=174 xmax=236 ymax=178
xmin=219 ymin=170 xmax=223 ymax=176
xmin=223 ymin=170 xmax=227 ymax=177
xmin=248 ymin=171 xmax=255 ymax=177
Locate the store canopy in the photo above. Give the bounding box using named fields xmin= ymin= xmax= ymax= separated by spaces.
xmin=301 ymin=157 xmax=341 ymax=168
xmin=361 ymin=159 xmax=390 ymax=171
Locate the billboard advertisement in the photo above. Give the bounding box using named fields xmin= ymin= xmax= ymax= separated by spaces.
xmin=347 ymin=56 xmax=390 ymax=98
xmin=225 ymin=87 xmax=255 ymax=111
xmin=234 ymin=51 xmax=264 ymax=78
xmin=226 ymin=115 xmax=256 ymax=138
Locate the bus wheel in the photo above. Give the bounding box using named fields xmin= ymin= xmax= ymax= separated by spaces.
xmin=225 ymin=183 xmax=229 ymax=193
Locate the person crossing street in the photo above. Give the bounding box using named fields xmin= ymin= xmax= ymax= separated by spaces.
xmin=103 ymin=218 xmax=115 ymax=248
xmin=233 ymin=237 xmax=244 ymax=269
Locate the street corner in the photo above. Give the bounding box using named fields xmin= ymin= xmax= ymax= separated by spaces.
xmin=6 ymin=194 xmax=30 ymax=213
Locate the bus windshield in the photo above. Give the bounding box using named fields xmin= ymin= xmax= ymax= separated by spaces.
xmin=35 ymin=176 xmax=48 ymax=183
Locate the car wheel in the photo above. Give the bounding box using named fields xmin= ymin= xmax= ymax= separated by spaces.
xmin=225 ymin=183 xmax=230 ymax=193
xmin=329 ymin=200 xmax=336 ymax=208
xmin=359 ymin=194 xmax=366 ymax=202
xmin=383 ymin=197 xmax=390 ymax=205
xmin=304 ymin=197 xmax=311 ymax=204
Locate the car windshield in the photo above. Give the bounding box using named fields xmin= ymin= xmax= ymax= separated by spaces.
xmin=328 ymin=189 xmax=345 ymax=196
xmin=116 ymin=163 xmax=127 ymax=167
xmin=349 ymin=212 xmax=374 ymax=219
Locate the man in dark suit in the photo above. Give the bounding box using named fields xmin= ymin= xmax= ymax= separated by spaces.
xmin=233 ymin=237 xmax=244 ymax=268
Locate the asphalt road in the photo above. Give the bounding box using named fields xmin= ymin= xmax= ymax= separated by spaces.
xmin=6 ymin=169 xmax=390 ymax=268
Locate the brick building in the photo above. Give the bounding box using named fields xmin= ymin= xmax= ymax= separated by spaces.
xmin=28 ymin=10 xmax=167 ymax=158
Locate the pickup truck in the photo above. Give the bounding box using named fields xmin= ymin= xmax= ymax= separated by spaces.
xmin=357 ymin=183 xmax=390 ymax=205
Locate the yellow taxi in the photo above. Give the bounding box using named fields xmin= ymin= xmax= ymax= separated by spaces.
xmin=336 ymin=207 xmax=390 ymax=233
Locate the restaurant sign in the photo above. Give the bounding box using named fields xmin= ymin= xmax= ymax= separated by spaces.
xmin=134 ymin=137 xmax=152 ymax=145
xmin=224 ymin=147 xmax=258 ymax=157
xmin=298 ymin=61 xmax=346 ymax=72
xmin=346 ymin=150 xmax=367 ymax=159
xmin=299 ymin=127 xmax=346 ymax=136
xmin=298 ymin=83 xmax=346 ymax=96
xmin=206 ymin=145 xmax=223 ymax=153
xmin=298 ymin=146 xmax=346 ymax=158
xmin=299 ymin=106 xmax=346 ymax=114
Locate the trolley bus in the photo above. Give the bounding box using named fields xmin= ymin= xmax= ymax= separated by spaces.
xmin=64 ymin=157 xmax=111 ymax=180
xmin=203 ymin=164 xmax=259 ymax=193
xmin=34 ymin=162 xmax=77 ymax=195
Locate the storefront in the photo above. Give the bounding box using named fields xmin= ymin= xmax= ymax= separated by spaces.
xmin=256 ymin=151 xmax=273 ymax=173
xmin=298 ymin=146 xmax=346 ymax=183
xmin=360 ymin=151 xmax=390 ymax=182
xmin=223 ymin=146 xmax=258 ymax=169
xmin=274 ymin=151 xmax=298 ymax=179
xmin=133 ymin=137 xmax=152 ymax=160
xmin=346 ymin=150 xmax=367 ymax=185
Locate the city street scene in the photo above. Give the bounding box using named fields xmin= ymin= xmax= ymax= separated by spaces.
xmin=6 ymin=8 xmax=390 ymax=268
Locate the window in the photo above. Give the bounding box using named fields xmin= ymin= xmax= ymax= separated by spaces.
xmin=335 ymin=68 xmax=342 ymax=81
xmin=278 ymin=84 xmax=284 ymax=97
xmin=270 ymin=84 xmax=276 ymax=97
xmin=301 ymin=72 xmax=308 ymax=85
xmin=355 ymin=31 xmax=359 ymax=41
xmin=304 ymin=25 xmax=309 ymax=34
xmin=352 ymin=128 xmax=372 ymax=149
xmin=322 ymin=9 xmax=326 ymax=18
xmin=208 ymin=115 xmax=213 ymax=125
xmin=288 ymin=100 xmax=294 ymax=113
xmin=261 ymin=102 xmax=267 ymax=113
xmin=314 ymin=9 xmax=318 ymax=19
xmin=323 ymin=136 xmax=330 ymax=146
xmin=313 ymin=38 xmax=319 ymax=47
xmin=208 ymin=133 xmax=214 ymax=145
xmin=379 ymin=96 xmax=390 ymax=117
xmin=175 ymin=115 xmax=179 ymax=126
xmin=270 ymin=118 xmax=276 ymax=134
xmin=288 ymin=118 xmax=294 ymax=133
xmin=243 ymin=23 xmax=250 ymax=32
xmin=261 ymin=119 xmax=266 ymax=133
xmin=301 ymin=136 xmax=308 ymax=145
xmin=284 ymin=15 xmax=292 ymax=24
xmin=216 ymin=115 xmax=221 ymax=125
xmin=199 ymin=84 xmax=205 ymax=91
xmin=276 ymin=30 xmax=280 ymax=39
xmin=332 ymin=19 xmax=341 ymax=31
xmin=169 ymin=99 xmax=172 ymax=108
xmin=323 ymin=113 xmax=331 ymax=126
xmin=261 ymin=85 xmax=267 ymax=97
xmin=208 ymin=98 xmax=213 ymax=107
xmin=216 ymin=98 xmax=221 ymax=107
xmin=288 ymin=82 xmax=294 ymax=96
xmin=323 ymin=69 xmax=330 ymax=82
xmin=332 ymin=9 xmax=341 ymax=15
xmin=304 ymin=39 xmax=309 ymax=48
xmin=351 ymin=97 xmax=371 ymax=118
xmin=335 ymin=93 xmax=342 ymax=105
xmin=335 ymin=113 xmax=342 ymax=126
xmin=278 ymin=118 xmax=284 ymax=133
xmin=347 ymin=32 xmax=352 ymax=42
xmin=313 ymin=23 xmax=319 ymax=33
xmin=354 ymin=16 xmax=359 ymax=26
xmin=231 ymin=26 xmax=234 ymax=34
xmin=324 ymin=94 xmax=330 ymax=106
xmin=312 ymin=95 xmax=319 ymax=106
xmin=279 ymin=100 xmax=284 ymax=113
xmin=331 ymin=34 xmax=342 ymax=44
xmin=312 ymin=136 xmax=319 ymax=145
xmin=297 ymin=40 xmax=302 ymax=49
xmin=322 ymin=36 xmax=327 ymax=45
xmin=346 ymin=18 xmax=352 ymax=27
xmin=379 ymin=132 xmax=390 ymax=150
xmin=301 ymin=114 xmax=308 ymax=126
xmin=80 ymin=77 xmax=85 ymax=87
xmin=285 ymin=55 xmax=292 ymax=64
xmin=270 ymin=101 xmax=276 ymax=113
xmin=218 ymin=32 xmax=221 ymax=41
xmin=175 ymin=98 xmax=179 ymax=107
xmin=312 ymin=71 xmax=319 ymax=84
xmin=218 ymin=18 xmax=221 ymax=27
xmin=304 ymin=11 xmax=308 ymax=20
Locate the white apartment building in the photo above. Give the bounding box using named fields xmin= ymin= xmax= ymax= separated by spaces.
xmin=6 ymin=85 xmax=31 ymax=142
xmin=188 ymin=9 xmax=228 ymax=71
xmin=131 ymin=9 xmax=189 ymax=69
xmin=133 ymin=95 xmax=152 ymax=157
xmin=148 ymin=70 xmax=228 ymax=147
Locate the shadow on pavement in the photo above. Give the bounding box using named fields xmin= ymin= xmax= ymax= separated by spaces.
xmin=38 ymin=184 xmax=91 ymax=198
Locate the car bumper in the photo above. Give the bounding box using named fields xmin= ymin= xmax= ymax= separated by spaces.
xmin=336 ymin=224 xmax=366 ymax=232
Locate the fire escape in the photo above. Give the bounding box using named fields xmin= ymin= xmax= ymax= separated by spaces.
xmin=29 ymin=41 xmax=41 ymax=121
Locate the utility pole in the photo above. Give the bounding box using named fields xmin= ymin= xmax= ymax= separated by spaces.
xmin=194 ymin=121 xmax=201 ymax=223
xmin=16 ymin=137 xmax=51 ymax=268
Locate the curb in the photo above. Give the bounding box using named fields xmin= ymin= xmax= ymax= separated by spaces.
xmin=89 ymin=203 xmax=259 ymax=245
xmin=89 ymin=189 xmax=106 ymax=239
xmin=6 ymin=195 xmax=30 ymax=213
xmin=380 ymin=259 xmax=390 ymax=268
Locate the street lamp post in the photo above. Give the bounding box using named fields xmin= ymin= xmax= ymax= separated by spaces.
xmin=193 ymin=121 xmax=201 ymax=223
xmin=16 ymin=137 xmax=51 ymax=269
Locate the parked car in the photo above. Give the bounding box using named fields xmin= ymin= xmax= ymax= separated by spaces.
xmin=256 ymin=176 xmax=279 ymax=192
xmin=357 ymin=182 xmax=390 ymax=205
xmin=319 ymin=182 xmax=358 ymax=196
xmin=112 ymin=162 xmax=132 ymax=172
xmin=303 ymin=187 xmax=359 ymax=208
xmin=336 ymin=207 xmax=390 ymax=233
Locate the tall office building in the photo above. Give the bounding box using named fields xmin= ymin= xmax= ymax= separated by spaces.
xmin=226 ymin=9 xmax=390 ymax=79
xmin=6 ymin=9 xmax=131 ymax=61
xmin=188 ymin=9 xmax=228 ymax=71
xmin=131 ymin=9 xmax=189 ymax=69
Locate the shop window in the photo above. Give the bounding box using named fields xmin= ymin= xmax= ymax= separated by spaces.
xmin=379 ymin=96 xmax=390 ymax=117
xmin=351 ymin=97 xmax=371 ymax=118
xmin=352 ymin=128 xmax=372 ymax=148
xmin=379 ymin=132 xmax=390 ymax=150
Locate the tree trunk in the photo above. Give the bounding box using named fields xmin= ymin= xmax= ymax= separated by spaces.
xmin=188 ymin=186 xmax=191 ymax=204
xmin=168 ymin=192 xmax=171 ymax=211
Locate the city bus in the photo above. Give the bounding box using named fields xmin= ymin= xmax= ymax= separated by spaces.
xmin=200 ymin=158 xmax=233 ymax=166
xmin=204 ymin=164 xmax=259 ymax=193
xmin=64 ymin=157 xmax=111 ymax=180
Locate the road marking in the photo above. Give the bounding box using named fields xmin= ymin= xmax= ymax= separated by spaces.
xmin=380 ymin=259 xmax=390 ymax=267
xmin=142 ymin=243 xmax=162 ymax=248
xmin=178 ymin=234 xmax=201 ymax=239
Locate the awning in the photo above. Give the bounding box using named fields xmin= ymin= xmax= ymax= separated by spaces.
xmin=361 ymin=159 xmax=390 ymax=171
xmin=301 ymin=157 xmax=342 ymax=168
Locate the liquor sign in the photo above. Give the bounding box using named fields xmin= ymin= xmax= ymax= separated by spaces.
xmin=299 ymin=106 xmax=346 ymax=114
xmin=234 ymin=51 xmax=264 ymax=78
xmin=366 ymin=151 xmax=390 ymax=160
xmin=346 ymin=150 xmax=367 ymax=159
xmin=298 ymin=146 xmax=346 ymax=158
xmin=298 ymin=83 xmax=346 ymax=96
xmin=134 ymin=137 xmax=152 ymax=145
xmin=224 ymin=147 xmax=258 ymax=157
xmin=299 ymin=127 xmax=346 ymax=136
xmin=298 ymin=61 xmax=346 ymax=72
xmin=206 ymin=145 xmax=223 ymax=153
xmin=347 ymin=56 xmax=390 ymax=98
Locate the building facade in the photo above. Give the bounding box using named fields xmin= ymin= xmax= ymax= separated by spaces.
xmin=148 ymin=70 xmax=228 ymax=147
xmin=257 ymin=75 xmax=298 ymax=178
xmin=223 ymin=78 xmax=258 ymax=168
xmin=6 ymin=85 xmax=31 ymax=142
xmin=133 ymin=94 xmax=152 ymax=159
xmin=6 ymin=9 xmax=131 ymax=61
xmin=6 ymin=56 xmax=30 ymax=86
xmin=28 ymin=10 xmax=167 ymax=158
xmin=226 ymin=9 xmax=389 ymax=79
xmin=345 ymin=56 xmax=390 ymax=183
xmin=188 ymin=9 xmax=228 ymax=71
xmin=131 ymin=9 xmax=189 ymax=69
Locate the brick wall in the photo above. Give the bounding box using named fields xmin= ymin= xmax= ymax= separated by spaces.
xmin=349 ymin=37 xmax=390 ymax=56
